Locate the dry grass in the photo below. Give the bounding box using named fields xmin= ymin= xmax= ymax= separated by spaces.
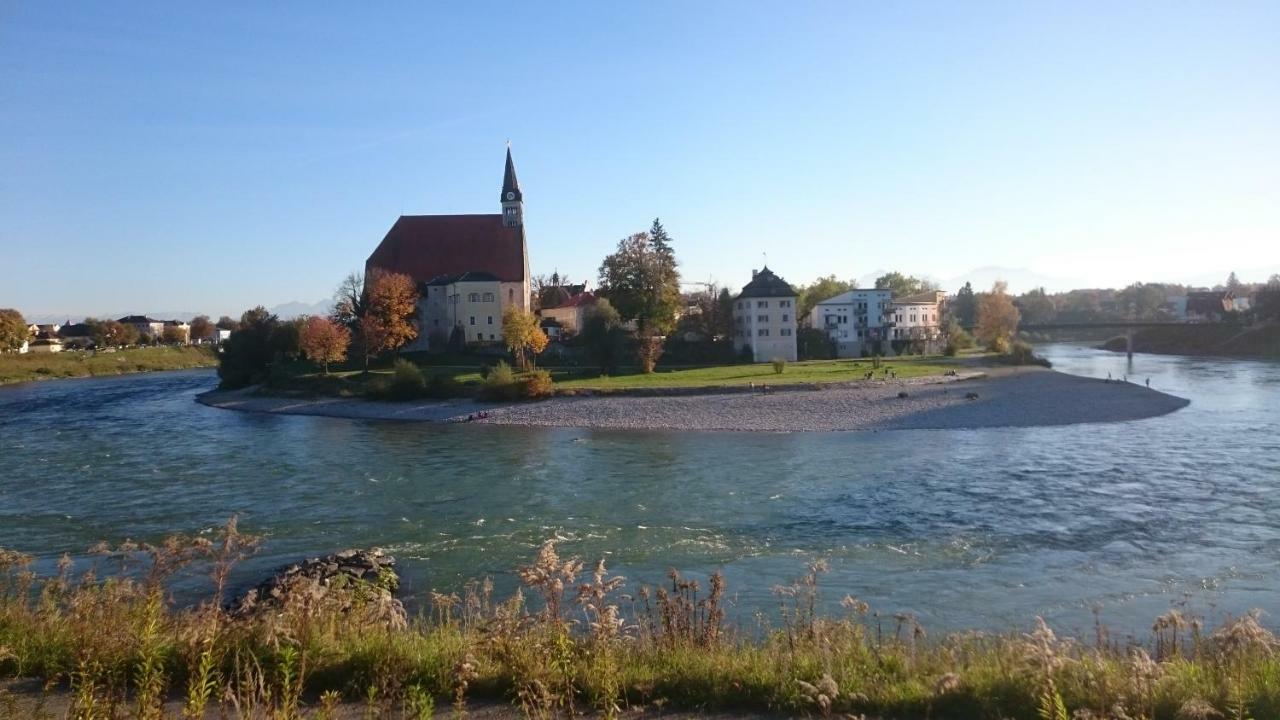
xmin=2 ymin=524 xmax=1279 ymax=719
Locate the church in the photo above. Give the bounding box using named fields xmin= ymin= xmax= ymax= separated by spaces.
xmin=365 ymin=148 xmax=532 ymax=349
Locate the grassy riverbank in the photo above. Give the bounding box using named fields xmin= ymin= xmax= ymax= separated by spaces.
xmin=1 ymin=524 xmax=1275 ymax=719
xmin=0 ymin=346 xmax=217 ymax=385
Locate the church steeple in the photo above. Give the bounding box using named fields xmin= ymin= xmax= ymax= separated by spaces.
xmin=501 ymin=145 xmax=523 ymax=227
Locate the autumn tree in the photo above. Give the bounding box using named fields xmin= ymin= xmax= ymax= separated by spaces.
xmin=215 ymin=316 xmax=240 ymax=332
xmin=161 ymin=325 xmax=189 ymax=344
xmin=597 ymin=221 xmax=681 ymax=334
xmin=975 ymin=281 xmax=1021 ymax=351
xmin=502 ymin=307 xmax=549 ymax=371
xmin=0 ymin=309 xmax=27 ymax=352
xmin=355 ymin=270 xmax=419 ymax=371
xmin=299 ymin=316 xmax=351 ymax=374
xmin=87 ymin=318 xmax=137 ymax=347
xmin=189 ymin=315 xmax=215 ymax=343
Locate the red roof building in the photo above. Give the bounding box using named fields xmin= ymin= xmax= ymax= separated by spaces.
xmin=365 ymin=147 xmax=531 ymax=311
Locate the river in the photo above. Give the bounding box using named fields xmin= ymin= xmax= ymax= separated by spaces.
xmin=1 ymin=345 xmax=1277 ymax=635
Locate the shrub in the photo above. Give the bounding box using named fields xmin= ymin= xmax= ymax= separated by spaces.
xmin=1001 ymin=340 xmax=1052 ymax=367
xmin=522 ymin=368 xmax=554 ymax=399
xmin=771 ymin=357 xmax=786 ymax=374
xmin=389 ymin=359 xmax=426 ymax=397
xmin=945 ymin=327 xmax=974 ymax=356
xmin=988 ymin=335 xmax=1010 ymax=354
xmin=480 ymin=360 xmax=520 ymax=401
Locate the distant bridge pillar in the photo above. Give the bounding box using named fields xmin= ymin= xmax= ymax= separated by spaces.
xmin=1126 ymin=329 xmax=1134 ymax=362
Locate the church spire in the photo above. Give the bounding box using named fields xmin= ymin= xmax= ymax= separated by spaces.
xmin=501 ymin=144 xmax=523 ymax=227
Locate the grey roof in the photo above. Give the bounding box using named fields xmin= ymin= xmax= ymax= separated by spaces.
xmin=736 ymin=267 xmax=797 ymax=299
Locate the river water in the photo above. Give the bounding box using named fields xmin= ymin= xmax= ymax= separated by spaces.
xmin=1 ymin=345 xmax=1277 ymax=635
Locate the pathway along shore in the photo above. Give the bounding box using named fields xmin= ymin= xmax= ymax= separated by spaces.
xmin=197 ymin=367 xmax=1189 ymax=433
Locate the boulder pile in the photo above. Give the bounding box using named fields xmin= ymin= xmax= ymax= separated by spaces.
xmin=231 ymin=548 xmax=406 ymax=628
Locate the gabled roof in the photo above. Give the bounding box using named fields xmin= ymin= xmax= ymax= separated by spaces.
xmin=118 ymin=315 xmax=160 ymax=324
xmin=736 ymin=267 xmax=797 ymax=299
xmin=367 ymin=214 xmax=526 ymax=284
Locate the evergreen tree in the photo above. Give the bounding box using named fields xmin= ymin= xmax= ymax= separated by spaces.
xmin=953 ymin=282 xmax=977 ymax=327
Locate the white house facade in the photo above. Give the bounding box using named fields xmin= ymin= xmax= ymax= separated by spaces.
xmin=413 ymin=271 xmax=510 ymax=349
xmin=809 ymin=289 xmax=893 ymax=358
xmin=732 ymin=267 xmax=798 ymax=362
xmin=889 ymin=291 xmax=946 ymax=342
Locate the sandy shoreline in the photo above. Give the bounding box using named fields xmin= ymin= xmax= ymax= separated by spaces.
xmin=196 ymin=367 xmax=1189 ymax=433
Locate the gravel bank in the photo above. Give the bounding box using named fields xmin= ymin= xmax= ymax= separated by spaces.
xmin=198 ymin=368 xmax=1189 ymax=432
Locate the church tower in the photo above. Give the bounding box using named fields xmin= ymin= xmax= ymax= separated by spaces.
xmin=500 ymin=146 xmax=523 ymax=227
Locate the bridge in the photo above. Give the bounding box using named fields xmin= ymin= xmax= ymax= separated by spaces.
xmin=959 ymin=320 xmax=1234 ymax=360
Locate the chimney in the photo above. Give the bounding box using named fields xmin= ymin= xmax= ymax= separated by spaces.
xmin=752 ymin=269 xmax=759 ymax=279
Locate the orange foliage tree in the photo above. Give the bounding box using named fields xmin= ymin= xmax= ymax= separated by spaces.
xmin=976 ymin=280 xmax=1021 ymax=351
xmin=356 ymin=271 xmax=419 ymax=371
xmin=299 ymin=316 xmax=351 ymax=374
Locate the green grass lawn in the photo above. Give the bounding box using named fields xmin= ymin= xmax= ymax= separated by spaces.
xmin=553 ymin=357 xmax=958 ymax=390
xmin=0 ymin=345 xmax=218 ymax=385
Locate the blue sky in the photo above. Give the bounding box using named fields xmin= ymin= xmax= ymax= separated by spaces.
xmin=3 ymin=2 xmax=1278 ymax=319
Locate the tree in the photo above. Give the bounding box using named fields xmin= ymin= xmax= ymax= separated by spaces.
xmin=597 ymin=228 xmax=681 ymax=334
xmin=796 ymin=275 xmax=856 ymax=323
xmin=161 ymin=325 xmax=189 ymax=344
xmin=299 ymin=316 xmax=351 ymax=374
xmin=579 ymin=298 xmax=627 ymax=374
xmin=354 ymin=271 xmax=419 ymax=371
xmin=1015 ymin=287 xmax=1057 ymax=325
xmin=1226 ymin=271 xmax=1243 ymax=293
xmin=636 ymin=335 xmax=664 ymax=373
xmin=215 ymin=316 xmax=240 ymax=331
xmin=87 ymin=318 xmax=137 ymax=347
xmin=875 ymin=272 xmax=935 ymax=299
xmin=502 ymin=307 xmax=549 ymax=370
xmin=270 ymin=317 xmax=305 ymax=361
xmin=332 ymin=271 xmax=367 ymax=329
xmin=0 ymin=309 xmax=27 ymax=352
xmin=1269 ymin=274 xmax=1280 ymax=289
xmin=217 ymin=307 xmax=280 ymax=389
xmin=953 ymin=282 xmax=977 ymax=327
xmin=189 ymin=316 xmax=215 ymax=343
xmin=975 ymin=281 xmax=1021 ymax=350
xmin=1116 ymin=282 xmax=1167 ymax=320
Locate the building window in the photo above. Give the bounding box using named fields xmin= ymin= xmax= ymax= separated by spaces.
xmin=469 ymin=316 xmax=475 ymax=325
xmin=757 ymin=315 xmax=767 ymax=322
xmin=779 ymin=300 xmax=791 ymax=307
xmin=468 ymin=292 xmax=479 ymax=302
xmin=780 ymin=328 xmax=792 ymax=336
xmin=757 ymin=329 xmax=769 ymax=337
xmin=487 ymin=316 xmax=493 ymax=325
xmin=483 ymin=292 xmax=494 ymax=302
xmin=477 ymin=332 xmax=484 ymax=341
xmin=782 ymin=314 xmax=789 ymax=322
xmin=490 ymin=334 xmax=495 ymax=340
xmin=508 ymin=289 xmax=514 ymax=302
xmin=757 ymin=300 xmax=767 ymax=308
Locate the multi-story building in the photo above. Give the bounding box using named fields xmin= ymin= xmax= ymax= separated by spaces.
xmin=809 ymin=289 xmax=893 ymax=357
xmin=889 ymin=291 xmax=946 ymax=342
xmin=732 ymin=267 xmax=798 ymax=362
xmin=366 ymin=147 xmax=531 ymax=350
xmin=418 ymin=271 xmax=505 ymax=346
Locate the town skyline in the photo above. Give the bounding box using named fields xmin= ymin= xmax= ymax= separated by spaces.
xmin=5 ymin=3 xmax=1278 ymax=318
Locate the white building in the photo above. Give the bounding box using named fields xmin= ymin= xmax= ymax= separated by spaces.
xmin=414 ymin=271 xmax=508 ymax=348
xmin=539 ymin=291 xmax=597 ymax=337
xmin=809 ymin=289 xmax=893 ymax=358
xmin=732 ymin=267 xmax=798 ymax=362
xmin=889 ymin=291 xmax=946 ymax=343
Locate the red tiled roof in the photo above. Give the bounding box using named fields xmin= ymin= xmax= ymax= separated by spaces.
xmin=545 ymin=291 xmax=597 ymax=310
xmin=366 ymin=214 xmax=526 ymax=284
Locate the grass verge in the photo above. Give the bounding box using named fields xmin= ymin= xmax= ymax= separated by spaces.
xmin=1 ymin=523 xmax=1276 ymax=719
xmin=0 ymin=346 xmax=217 ymax=386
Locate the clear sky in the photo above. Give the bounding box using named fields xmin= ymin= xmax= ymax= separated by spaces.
xmin=3 ymin=2 xmax=1278 ymax=319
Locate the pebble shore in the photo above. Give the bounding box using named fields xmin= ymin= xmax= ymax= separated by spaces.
xmin=199 ymin=367 xmax=1189 ymax=433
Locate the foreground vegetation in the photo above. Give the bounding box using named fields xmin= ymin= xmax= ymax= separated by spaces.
xmin=2 ymin=522 xmax=1277 ymax=719
xmin=0 ymin=346 xmax=217 ymax=385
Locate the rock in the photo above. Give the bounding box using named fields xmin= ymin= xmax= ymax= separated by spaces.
xmin=897 ymin=391 xmax=909 ymax=399
xmin=965 ymin=392 xmax=980 ymax=400
xmin=231 ymin=548 xmax=406 ymax=628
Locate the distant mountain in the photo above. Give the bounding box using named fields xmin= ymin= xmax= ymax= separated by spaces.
xmin=269 ymin=299 xmax=334 ymax=320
